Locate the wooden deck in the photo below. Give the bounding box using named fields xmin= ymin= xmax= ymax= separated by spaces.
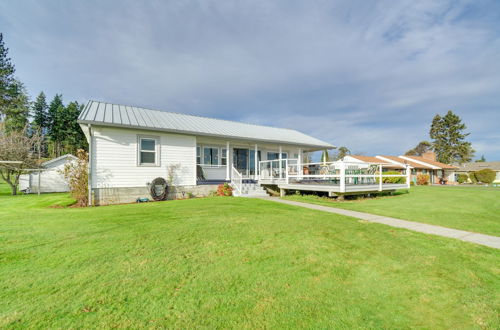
xmin=274 ymin=182 xmax=407 ymax=195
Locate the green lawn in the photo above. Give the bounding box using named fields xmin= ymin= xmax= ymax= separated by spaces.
xmin=0 ymin=183 xmax=499 ymax=328
xmin=283 ymin=185 xmax=500 ymax=236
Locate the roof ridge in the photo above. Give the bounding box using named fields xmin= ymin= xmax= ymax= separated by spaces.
xmin=87 ymin=100 xmax=305 ymax=134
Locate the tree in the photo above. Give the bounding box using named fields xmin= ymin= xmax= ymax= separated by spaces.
xmin=0 ymin=127 xmax=42 ymax=195
xmin=429 ymin=110 xmax=474 ymax=164
xmin=60 ymin=101 xmax=88 ymax=154
xmin=0 ymin=33 xmax=29 ymax=131
xmin=32 ymin=91 xmax=48 ymax=135
xmin=405 ymin=141 xmax=432 ymax=156
xmin=3 ymin=80 xmax=30 ymax=133
xmin=61 ymin=149 xmax=88 ymax=206
xmin=475 ymin=155 xmax=486 ymax=163
xmin=47 ymin=94 xmax=64 ymax=156
xmin=474 ymin=169 xmax=495 ymax=184
xmin=320 ymin=150 xmax=330 ymax=163
xmin=0 ymin=33 xmax=16 ymax=116
xmin=330 ymin=146 xmax=350 ymax=161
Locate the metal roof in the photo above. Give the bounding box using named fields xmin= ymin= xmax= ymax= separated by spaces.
xmin=77 ymin=101 xmax=334 ymax=150
xmin=455 ymin=161 xmax=500 ymax=172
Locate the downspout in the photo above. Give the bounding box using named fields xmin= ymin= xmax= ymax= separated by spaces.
xmin=87 ymin=124 xmax=93 ymax=207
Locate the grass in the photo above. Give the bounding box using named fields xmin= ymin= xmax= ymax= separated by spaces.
xmin=283 ymin=185 xmax=500 ymax=236
xmin=0 ymin=184 xmax=499 ymax=328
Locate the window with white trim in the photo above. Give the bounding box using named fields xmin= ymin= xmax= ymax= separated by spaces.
xmin=138 ymin=136 xmax=159 ymax=166
xmin=203 ymin=147 xmax=219 ymax=166
xmin=221 ymin=148 xmax=227 ymax=165
xmin=196 ymin=146 xmax=201 ymax=164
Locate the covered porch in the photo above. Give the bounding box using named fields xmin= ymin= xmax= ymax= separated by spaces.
xmin=195 ymin=136 xmax=311 ymax=184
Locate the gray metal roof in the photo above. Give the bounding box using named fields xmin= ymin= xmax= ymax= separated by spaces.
xmin=77 ymin=101 xmax=334 ymax=149
xmin=455 ymin=161 xmax=500 ymax=171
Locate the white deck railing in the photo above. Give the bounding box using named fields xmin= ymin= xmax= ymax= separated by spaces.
xmin=231 ymin=165 xmax=243 ymax=194
xmin=259 ymin=159 xmax=410 ymax=192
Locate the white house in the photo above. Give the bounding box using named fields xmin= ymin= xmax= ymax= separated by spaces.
xmin=78 ymin=101 xmax=412 ymax=205
xmin=78 ymin=101 xmax=336 ymax=205
xmin=19 ymin=154 xmax=77 ymax=193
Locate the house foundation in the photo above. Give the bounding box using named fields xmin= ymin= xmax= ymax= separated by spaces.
xmin=92 ymin=185 xmax=219 ymax=206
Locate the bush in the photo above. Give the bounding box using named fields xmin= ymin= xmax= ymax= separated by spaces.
xmin=416 ymin=173 xmax=430 ymax=185
xmin=216 ymin=183 xmax=233 ymax=196
xmin=61 ymin=149 xmax=88 ymax=206
xmin=469 ymin=171 xmax=478 ymax=183
xmin=474 ymin=169 xmax=496 ymax=184
xmin=457 ymin=174 xmax=468 ymax=184
xmin=380 ymin=171 xmax=406 ymax=184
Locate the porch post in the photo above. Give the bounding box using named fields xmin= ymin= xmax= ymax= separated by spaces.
xmin=279 ymin=145 xmax=282 ymax=179
xmin=226 ymin=141 xmax=230 ymax=181
xmin=254 ymin=144 xmax=258 ymax=180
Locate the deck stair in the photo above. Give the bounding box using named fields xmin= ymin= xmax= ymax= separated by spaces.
xmin=232 ymin=180 xmax=269 ymax=197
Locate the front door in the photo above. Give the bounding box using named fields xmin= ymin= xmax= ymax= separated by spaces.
xmin=233 ymin=148 xmax=249 ymax=178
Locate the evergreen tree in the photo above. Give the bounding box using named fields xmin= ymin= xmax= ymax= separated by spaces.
xmin=0 ymin=33 xmax=16 ymax=116
xmin=63 ymin=101 xmax=88 ymax=153
xmin=3 ymin=80 xmax=30 ymax=133
xmin=32 ymin=91 xmax=48 ymax=134
xmin=0 ymin=33 xmax=29 ymax=129
xmin=429 ymin=110 xmax=474 ymax=164
xmin=475 ymin=155 xmax=486 ymax=163
xmin=405 ymin=141 xmax=432 ymax=156
xmin=47 ymin=94 xmax=64 ymax=156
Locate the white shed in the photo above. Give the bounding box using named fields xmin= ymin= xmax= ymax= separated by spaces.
xmin=19 ymin=154 xmax=77 ymax=193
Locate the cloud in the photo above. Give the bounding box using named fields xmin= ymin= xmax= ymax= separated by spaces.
xmin=1 ymin=0 xmax=499 ymax=159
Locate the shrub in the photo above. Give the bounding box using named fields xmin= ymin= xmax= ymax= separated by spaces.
xmin=474 ymin=169 xmax=496 ymax=184
xmin=457 ymin=174 xmax=468 ymax=184
xmin=216 ymin=183 xmax=233 ymax=196
xmin=469 ymin=171 xmax=478 ymax=183
xmin=380 ymin=171 xmax=406 ymax=184
xmin=61 ymin=149 xmax=88 ymax=206
xmin=416 ymin=173 xmax=430 ymax=185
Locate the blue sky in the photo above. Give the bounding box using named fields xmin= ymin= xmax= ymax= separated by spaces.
xmin=1 ymin=0 xmax=499 ymax=160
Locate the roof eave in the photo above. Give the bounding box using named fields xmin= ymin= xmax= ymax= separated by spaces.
xmin=77 ymin=120 xmax=335 ymax=150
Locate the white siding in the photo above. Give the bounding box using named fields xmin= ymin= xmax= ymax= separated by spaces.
xmin=19 ymin=158 xmax=72 ymax=193
xmin=92 ymin=126 xmax=196 ymax=188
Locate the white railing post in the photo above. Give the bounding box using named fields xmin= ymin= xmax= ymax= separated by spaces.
xmin=378 ymin=164 xmax=383 ymax=191
xmin=406 ymin=165 xmax=411 ymax=188
xmin=226 ymin=141 xmax=230 ymax=181
xmin=254 ymin=144 xmax=258 ymax=180
xmin=340 ymin=162 xmax=346 ymax=193
xmin=278 ymin=146 xmax=282 ymax=179
xmin=285 ymin=159 xmax=289 ymax=184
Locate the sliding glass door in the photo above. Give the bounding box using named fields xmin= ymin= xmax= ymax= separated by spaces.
xmin=233 ymin=148 xmax=249 ymax=177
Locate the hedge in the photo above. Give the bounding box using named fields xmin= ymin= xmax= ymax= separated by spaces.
xmin=474 ymin=169 xmax=496 ymax=184
xmin=457 ymin=174 xmax=468 ymax=184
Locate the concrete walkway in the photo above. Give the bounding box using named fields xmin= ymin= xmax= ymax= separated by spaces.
xmin=260 ymin=197 xmax=500 ymax=249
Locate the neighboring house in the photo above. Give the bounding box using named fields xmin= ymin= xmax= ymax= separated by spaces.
xmin=454 ymin=162 xmax=500 ymax=183
xmin=78 ymin=101 xmax=334 ymax=205
xmin=346 ymin=152 xmax=458 ymax=184
xmin=344 ymin=155 xmax=405 ymax=171
xmin=19 ymin=154 xmax=77 ymax=193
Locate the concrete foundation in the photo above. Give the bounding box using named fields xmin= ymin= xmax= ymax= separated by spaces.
xmin=92 ymin=184 xmax=219 ymax=205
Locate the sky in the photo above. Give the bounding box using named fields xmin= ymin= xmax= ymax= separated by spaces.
xmin=1 ymin=0 xmax=499 ymax=160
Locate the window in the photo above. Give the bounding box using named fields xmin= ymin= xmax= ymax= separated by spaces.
xmin=138 ymin=136 xmax=159 ymax=166
xmin=203 ymin=147 xmax=219 ymax=166
xmin=221 ymin=148 xmax=227 ymax=165
xmin=196 ymin=146 xmax=201 ymax=164
xmin=267 ymin=152 xmax=288 ymax=160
